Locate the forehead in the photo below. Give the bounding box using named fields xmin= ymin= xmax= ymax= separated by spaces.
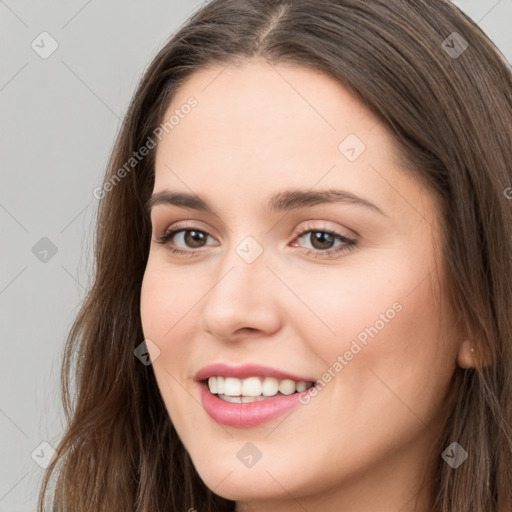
xmin=160 ymin=58 xmax=381 ymax=157
xmin=152 ymin=59 xmax=436 ymax=226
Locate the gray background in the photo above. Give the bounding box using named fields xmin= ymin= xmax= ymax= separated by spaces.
xmin=0 ymin=1 xmax=510 ymax=510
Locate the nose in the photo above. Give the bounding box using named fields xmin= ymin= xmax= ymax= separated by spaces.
xmin=199 ymin=241 xmax=282 ymax=341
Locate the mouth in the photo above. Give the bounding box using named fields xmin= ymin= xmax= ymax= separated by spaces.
xmin=203 ymin=376 xmax=316 ymax=403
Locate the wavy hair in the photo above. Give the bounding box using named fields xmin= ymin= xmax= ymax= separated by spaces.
xmin=38 ymin=1 xmax=512 ymax=510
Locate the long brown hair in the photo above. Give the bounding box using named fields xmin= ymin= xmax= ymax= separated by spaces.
xmin=38 ymin=1 xmax=512 ymax=510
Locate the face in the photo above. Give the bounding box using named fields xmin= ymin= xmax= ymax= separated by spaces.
xmin=140 ymin=59 xmax=463 ymax=510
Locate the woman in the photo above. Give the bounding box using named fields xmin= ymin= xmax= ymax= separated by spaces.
xmin=38 ymin=1 xmax=512 ymax=511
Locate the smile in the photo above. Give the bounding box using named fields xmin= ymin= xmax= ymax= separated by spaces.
xmin=195 ymin=363 xmax=318 ymax=427
xmin=207 ymin=376 xmax=315 ymax=402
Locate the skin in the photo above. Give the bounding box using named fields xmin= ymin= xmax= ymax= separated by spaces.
xmin=140 ymin=59 xmax=475 ymax=512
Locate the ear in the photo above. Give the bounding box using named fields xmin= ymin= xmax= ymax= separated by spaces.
xmin=456 ymin=339 xmax=477 ymax=369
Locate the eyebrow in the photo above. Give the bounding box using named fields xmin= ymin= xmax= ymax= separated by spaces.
xmin=146 ymin=189 xmax=386 ymax=216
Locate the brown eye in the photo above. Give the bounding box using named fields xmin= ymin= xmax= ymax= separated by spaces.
xmin=156 ymin=226 xmax=215 ymax=254
xmin=307 ymin=231 xmax=335 ymax=250
xmin=293 ymin=226 xmax=356 ymax=258
xmin=181 ymin=230 xmax=208 ymax=248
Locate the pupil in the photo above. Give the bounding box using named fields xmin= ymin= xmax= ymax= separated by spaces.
xmin=312 ymin=232 xmax=333 ymax=249
xmin=186 ymin=230 xmax=205 ymax=248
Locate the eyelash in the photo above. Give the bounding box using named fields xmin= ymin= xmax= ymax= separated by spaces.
xmin=155 ymin=222 xmax=357 ymax=259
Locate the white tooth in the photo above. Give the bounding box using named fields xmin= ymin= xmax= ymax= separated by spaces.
xmin=224 ymin=377 xmax=242 ymax=396
xmin=216 ymin=376 xmax=224 ymax=395
xmin=211 ymin=376 xmax=310 ymax=397
xmin=218 ymin=394 xmax=269 ymax=403
xmin=241 ymin=377 xmax=263 ymax=397
xmin=296 ymin=381 xmax=307 ymax=392
xmin=262 ymin=377 xmax=279 ymax=396
xmin=241 ymin=395 xmax=267 ymax=403
xmin=279 ymin=379 xmax=296 ymax=395
xmin=219 ymin=395 xmax=242 ymax=403
xmin=208 ymin=377 xmax=217 ymax=394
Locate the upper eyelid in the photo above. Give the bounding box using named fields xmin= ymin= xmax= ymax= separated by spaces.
xmin=157 ymin=223 xmax=354 ymax=246
xmin=157 ymin=222 xmax=346 ymax=236
xmin=157 ymin=222 xmax=218 ymax=240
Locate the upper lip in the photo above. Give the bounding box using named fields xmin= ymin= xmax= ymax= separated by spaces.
xmin=195 ymin=363 xmax=316 ymax=383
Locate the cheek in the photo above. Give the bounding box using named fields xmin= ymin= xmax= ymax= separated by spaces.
xmin=140 ymin=259 xmax=199 ymax=341
xmin=339 ymin=272 xmax=454 ymax=427
xmin=140 ymin=263 xmax=201 ymax=425
xmin=287 ymin=258 xmax=432 ymax=360
xmin=140 ymin=269 xmax=167 ymax=340
xmin=297 ymin=249 xmax=456 ymax=419
xmin=139 ymin=257 xmax=213 ymax=408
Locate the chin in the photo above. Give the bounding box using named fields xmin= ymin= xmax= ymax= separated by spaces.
xmin=191 ymin=450 xmax=318 ymax=502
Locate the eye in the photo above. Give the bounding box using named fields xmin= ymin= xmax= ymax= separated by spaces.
xmin=155 ymin=222 xmax=357 ymax=259
xmin=155 ymin=222 xmax=216 ymax=255
xmin=291 ymin=224 xmax=356 ymax=258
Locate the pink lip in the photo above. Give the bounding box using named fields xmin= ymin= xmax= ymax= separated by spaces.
xmin=198 ymin=381 xmax=315 ymax=428
xmin=194 ymin=363 xmax=316 ymax=383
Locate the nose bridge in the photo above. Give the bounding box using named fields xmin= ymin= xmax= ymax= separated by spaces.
xmin=200 ymin=234 xmax=280 ymax=338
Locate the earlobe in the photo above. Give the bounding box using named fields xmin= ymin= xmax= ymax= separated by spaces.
xmin=457 ymin=339 xmax=477 ymax=369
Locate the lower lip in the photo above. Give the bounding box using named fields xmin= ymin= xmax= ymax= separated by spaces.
xmin=198 ymin=382 xmax=314 ymax=428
